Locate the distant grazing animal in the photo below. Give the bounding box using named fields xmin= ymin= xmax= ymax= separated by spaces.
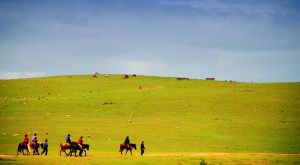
xmin=16 ymin=142 xmax=29 ymax=156
xmin=177 ymin=77 xmax=190 ymax=80
xmin=123 ymin=74 xmax=129 ymax=79
xmin=206 ymin=77 xmax=215 ymax=81
xmin=119 ymin=143 xmax=136 ymax=156
xmin=132 ymin=74 xmax=137 ymax=77
xmin=92 ymin=72 xmax=99 ymax=78
xmin=104 ymin=74 xmax=109 ymax=78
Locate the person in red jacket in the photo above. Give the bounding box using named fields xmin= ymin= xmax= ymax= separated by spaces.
xmin=78 ymin=136 xmax=83 ymax=150
xmin=23 ymin=134 xmax=29 ymax=145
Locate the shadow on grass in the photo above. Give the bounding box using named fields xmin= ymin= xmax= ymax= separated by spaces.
xmin=0 ymin=157 xmax=16 ymax=162
xmin=200 ymin=159 xmax=207 ymax=165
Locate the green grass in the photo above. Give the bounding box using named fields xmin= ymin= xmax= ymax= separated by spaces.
xmin=0 ymin=74 xmax=300 ymax=164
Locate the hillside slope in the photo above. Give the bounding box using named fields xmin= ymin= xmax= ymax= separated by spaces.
xmin=0 ymin=74 xmax=299 ymax=155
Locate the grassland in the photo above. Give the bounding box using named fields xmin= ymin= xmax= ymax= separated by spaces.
xmin=0 ymin=74 xmax=299 ymax=164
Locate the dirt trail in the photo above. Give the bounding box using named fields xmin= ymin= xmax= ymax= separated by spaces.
xmin=0 ymin=154 xmax=16 ymax=158
xmin=144 ymin=152 xmax=300 ymax=157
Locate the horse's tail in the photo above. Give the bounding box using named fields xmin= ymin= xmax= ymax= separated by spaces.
xmin=16 ymin=143 xmax=21 ymax=157
xmin=119 ymin=144 xmax=123 ymax=152
xmin=17 ymin=143 xmax=21 ymax=152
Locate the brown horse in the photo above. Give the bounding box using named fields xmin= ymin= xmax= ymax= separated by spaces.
xmin=16 ymin=142 xmax=29 ymax=156
xmin=123 ymin=74 xmax=129 ymax=79
xmin=119 ymin=143 xmax=136 ymax=156
xmin=60 ymin=142 xmax=72 ymax=156
xmin=27 ymin=142 xmax=41 ymax=155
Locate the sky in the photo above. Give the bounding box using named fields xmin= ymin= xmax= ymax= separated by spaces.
xmin=0 ymin=0 xmax=300 ymax=82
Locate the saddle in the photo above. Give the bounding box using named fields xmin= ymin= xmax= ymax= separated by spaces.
xmin=122 ymin=143 xmax=131 ymax=148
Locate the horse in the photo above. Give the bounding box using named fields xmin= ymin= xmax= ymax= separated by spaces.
xmin=123 ymin=74 xmax=129 ymax=79
xmin=206 ymin=77 xmax=215 ymax=80
xmin=60 ymin=142 xmax=89 ymax=157
xmin=81 ymin=144 xmax=90 ymax=156
xmin=60 ymin=142 xmax=72 ymax=156
xmin=119 ymin=143 xmax=136 ymax=156
xmin=65 ymin=142 xmax=84 ymax=157
xmin=27 ymin=142 xmax=41 ymax=155
xmin=16 ymin=142 xmax=29 ymax=157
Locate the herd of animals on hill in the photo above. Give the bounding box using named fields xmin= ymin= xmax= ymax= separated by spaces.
xmin=91 ymin=73 xmax=236 ymax=82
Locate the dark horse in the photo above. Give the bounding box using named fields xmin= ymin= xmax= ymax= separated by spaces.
xmin=119 ymin=143 xmax=136 ymax=156
xmin=16 ymin=142 xmax=29 ymax=157
xmin=81 ymin=144 xmax=90 ymax=156
xmin=61 ymin=142 xmax=89 ymax=157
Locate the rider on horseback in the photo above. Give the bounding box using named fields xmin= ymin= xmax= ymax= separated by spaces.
xmin=124 ymin=136 xmax=130 ymax=147
xmin=23 ymin=134 xmax=29 ymax=145
xmin=66 ymin=134 xmax=71 ymax=146
xmin=78 ymin=136 xmax=83 ymax=150
xmin=32 ymin=133 xmax=38 ymax=144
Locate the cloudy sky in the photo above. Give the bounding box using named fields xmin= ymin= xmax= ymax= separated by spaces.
xmin=0 ymin=0 xmax=299 ymax=82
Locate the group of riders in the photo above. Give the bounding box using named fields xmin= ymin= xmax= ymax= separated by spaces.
xmin=65 ymin=134 xmax=84 ymax=150
xmin=20 ymin=133 xmax=145 ymax=156
xmin=22 ymin=133 xmax=48 ymax=155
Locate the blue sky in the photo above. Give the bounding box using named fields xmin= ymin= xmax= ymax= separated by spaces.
xmin=0 ymin=0 xmax=299 ymax=82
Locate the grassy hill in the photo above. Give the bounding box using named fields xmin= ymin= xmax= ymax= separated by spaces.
xmin=0 ymin=74 xmax=299 ymax=164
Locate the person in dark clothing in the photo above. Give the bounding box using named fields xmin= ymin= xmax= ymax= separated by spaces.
xmin=123 ymin=136 xmax=130 ymax=148
xmin=41 ymin=139 xmax=48 ymax=155
xmin=66 ymin=134 xmax=71 ymax=143
xmin=140 ymin=141 xmax=145 ymax=156
xmin=124 ymin=136 xmax=130 ymax=144
xmin=65 ymin=134 xmax=71 ymax=147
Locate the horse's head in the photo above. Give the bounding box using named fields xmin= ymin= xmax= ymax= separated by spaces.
xmin=84 ymin=144 xmax=89 ymax=150
xmin=131 ymin=144 xmax=137 ymax=150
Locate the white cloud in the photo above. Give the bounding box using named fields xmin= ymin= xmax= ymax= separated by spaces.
xmin=161 ymin=0 xmax=282 ymax=15
xmin=0 ymin=72 xmax=47 ymax=79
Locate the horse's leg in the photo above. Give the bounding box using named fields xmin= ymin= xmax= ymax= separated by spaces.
xmin=64 ymin=149 xmax=68 ymax=156
xmin=125 ymin=149 xmax=128 ymax=155
xmin=130 ymin=149 xmax=132 ymax=156
xmin=84 ymin=150 xmax=86 ymax=156
xmin=16 ymin=148 xmax=19 ymax=157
